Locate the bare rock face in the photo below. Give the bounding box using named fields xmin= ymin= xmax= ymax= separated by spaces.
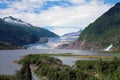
xmin=65 ymin=41 xmax=83 ymax=49
xmin=66 ymin=40 xmax=102 ymax=50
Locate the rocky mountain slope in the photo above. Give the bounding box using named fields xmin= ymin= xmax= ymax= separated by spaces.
xmin=67 ymin=2 xmax=120 ymax=50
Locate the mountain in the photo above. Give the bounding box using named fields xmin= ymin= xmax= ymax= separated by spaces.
xmin=49 ymin=31 xmax=82 ymax=49
xmin=67 ymin=2 xmax=120 ymax=50
xmin=27 ymin=30 xmax=82 ymax=50
xmin=0 ymin=16 xmax=59 ymax=46
xmin=3 ymin=16 xmax=32 ymax=27
xmin=61 ymin=30 xmax=82 ymax=42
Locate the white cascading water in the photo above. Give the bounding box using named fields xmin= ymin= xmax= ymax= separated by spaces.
xmin=104 ymin=44 xmax=113 ymax=51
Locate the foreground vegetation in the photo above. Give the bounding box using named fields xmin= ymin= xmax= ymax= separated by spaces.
xmin=19 ymin=54 xmax=97 ymax=80
xmin=75 ymin=57 xmax=120 ymax=80
xmin=0 ymin=75 xmax=16 ymax=80
xmin=0 ymin=54 xmax=120 ymax=80
xmin=19 ymin=54 xmax=120 ymax=80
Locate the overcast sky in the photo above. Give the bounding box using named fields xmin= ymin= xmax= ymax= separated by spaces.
xmin=0 ymin=0 xmax=119 ymax=36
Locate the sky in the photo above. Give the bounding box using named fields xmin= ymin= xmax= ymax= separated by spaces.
xmin=0 ymin=0 xmax=119 ymax=36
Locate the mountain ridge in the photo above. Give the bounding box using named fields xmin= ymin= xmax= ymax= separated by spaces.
xmin=67 ymin=2 xmax=120 ymax=50
xmin=3 ymin=16 xmax=32 ymax=27
xmin=62 ymin=30 xmax=82 ymax=37
xmin=0 ymin=16 xmax=59 ymax=47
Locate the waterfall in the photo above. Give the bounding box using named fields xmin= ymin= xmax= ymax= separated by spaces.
xmin=31 ymin=71 xmax=40 ymax=80
xmin=104 ymin=44 xmax=113 ymax=51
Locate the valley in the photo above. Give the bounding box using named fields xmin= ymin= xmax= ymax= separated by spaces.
xmin=27 ymin=32 xmax=80 ymax=49
xmin=0 ymin=1 xmax=120 ymax=80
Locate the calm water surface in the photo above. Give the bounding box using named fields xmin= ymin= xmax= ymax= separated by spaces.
xmin=0 ymin=49 xmax=115 ymax=75
xmin=55 ymin=56 xmax=96 ymax=67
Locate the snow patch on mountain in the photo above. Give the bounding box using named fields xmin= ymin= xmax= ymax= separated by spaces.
xmin=61 ymin=30 xmax=82 ymax=41
xmin=3 ymin=16 xmax=32 ymax=27
xmin=62 ymin=30 xmax=81 ymax=37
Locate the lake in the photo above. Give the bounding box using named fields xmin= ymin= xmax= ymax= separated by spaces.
xmin=0 ymin=49 xmax=115 ymax=75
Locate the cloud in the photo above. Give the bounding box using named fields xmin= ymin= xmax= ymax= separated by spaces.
xmin=8 ymin=0 xmax=45 ymax=12
xmin=69 ymin=0 xmax=86 ymax=4
xmin=46 ymin=26 xmax=79 ymax=36
xmin=53 ymin=28 xmax=79 ymax=36
xmin=0 ymin=0 xmax=11 ymax=4
xmin=0 ymin=0 xmax=112 ymax=36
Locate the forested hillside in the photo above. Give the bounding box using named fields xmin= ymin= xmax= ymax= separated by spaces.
xmin=0 ymin=17 xmax=58 ymax=46
xmin=69 ymin=2 xmax=120 ymax=50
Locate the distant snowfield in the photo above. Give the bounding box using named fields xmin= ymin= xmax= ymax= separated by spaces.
xmin=3 ymin=16 xmax=32 ymax=27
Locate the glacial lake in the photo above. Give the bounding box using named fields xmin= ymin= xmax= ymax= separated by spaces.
xmin=0 ymin=49 xmax=116 ymax=75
